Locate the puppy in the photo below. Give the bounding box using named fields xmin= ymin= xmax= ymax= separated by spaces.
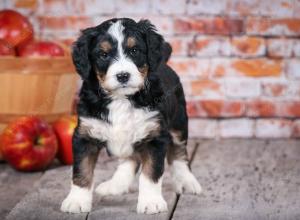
xmin=61 ymin=18 xmax=202 ymax=215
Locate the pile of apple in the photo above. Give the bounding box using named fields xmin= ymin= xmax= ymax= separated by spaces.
xmin=0 ymin=116 xmax=77 ymax=171
xmin=0 ymin=10 xmax=73 ymax=171
xmin=0 ymin=9 xmax=65 ymax=57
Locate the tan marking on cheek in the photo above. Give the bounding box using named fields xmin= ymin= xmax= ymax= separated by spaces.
xmin=100 ymin=41 xmax=112 ymax=52
xmin=138 ymin=64 xmax=149 ymax=77
xmin=127 ymin=37 xmax=136 ymax=48
xmin=96 ymin=71 xmax=106 ymax=84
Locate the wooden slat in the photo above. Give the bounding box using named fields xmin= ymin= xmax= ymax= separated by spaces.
xmin=172 ymin=139 xmax=300 ymax=220
xmin=0 ymin=164 xmax=43 ymax=219
xmin=0 ymin=57 xmax=75 ymax=74
xmin=0 ymin=73 xmax=78 ymax=114
xmin=5 ymin=166 xmax=87 ymax=220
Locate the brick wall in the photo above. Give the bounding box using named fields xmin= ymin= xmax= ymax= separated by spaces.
xmin=2 ymin=0 xmax=300 ymax=139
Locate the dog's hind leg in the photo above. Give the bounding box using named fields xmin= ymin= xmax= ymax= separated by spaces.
xmin=168 ymin=130 xmax=202 ymax=195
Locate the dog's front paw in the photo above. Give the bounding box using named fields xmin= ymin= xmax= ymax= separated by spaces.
xmin=61 ymin=185 xmax=92 ymax=213
xmin=95 ymin=179 xmax=130 ymax=196
xmin=174 ymin=173 xmax=202 ymax=195
xmin=61 ymin=195 xmax=92 ymax=213
xmin=137 ymin=196 xmax=168 ymax=214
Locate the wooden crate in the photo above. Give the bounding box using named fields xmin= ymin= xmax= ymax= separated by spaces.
xmin=0 ymin=57 xmax=78 ymax=131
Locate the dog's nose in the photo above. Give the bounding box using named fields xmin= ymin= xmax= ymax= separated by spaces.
xmin=116 ymin=72 xmax=130 ymax=84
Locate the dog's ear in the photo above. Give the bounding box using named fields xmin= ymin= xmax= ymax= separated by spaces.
xmin=138 ymin=20 xmax=164 ymax=72
xmin=72 ymin=28 xmax=95 ymax=81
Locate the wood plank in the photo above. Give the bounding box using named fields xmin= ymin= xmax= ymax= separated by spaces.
xmin=5 ymin=165 xmax=88 ymax=220
xmin=4 ymin=154 xmax=112 ymax=220
xmin=0 ymin=164 xmax=43 ymax=219
xmin=172 ymin=139 xmax=300 ymax=220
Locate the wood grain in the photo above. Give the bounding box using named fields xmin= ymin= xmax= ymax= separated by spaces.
xmin=0 ymin=57 xmax=78 ymax=132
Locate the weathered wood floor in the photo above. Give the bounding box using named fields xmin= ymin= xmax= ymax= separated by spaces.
xmin=1 ymin=139 xmax=300 ymax=220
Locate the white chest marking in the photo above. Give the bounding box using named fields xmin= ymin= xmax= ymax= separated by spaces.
xmin=80 ymin=98 xmax=159 ymax=157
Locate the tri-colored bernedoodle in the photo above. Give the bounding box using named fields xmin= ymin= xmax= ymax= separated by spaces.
xmin=61 ymin=18 xmax=201 ymax=215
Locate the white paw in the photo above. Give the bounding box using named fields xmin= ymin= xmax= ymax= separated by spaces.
xmin=61 ymin=195 xmax=92 ymax=213
xmin=137 ymin=196 xmax=168 ymax=214
xmin=61 ymin=184 xmax=92 ymax=213
xmin=95 ymin=179 xmax=129 ymax=197
xmin=174 ymin=173 xmax=202 ymax=195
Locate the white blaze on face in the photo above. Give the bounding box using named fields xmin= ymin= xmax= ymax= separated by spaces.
xmin=103 ymin=20 xmax=144 ymax=95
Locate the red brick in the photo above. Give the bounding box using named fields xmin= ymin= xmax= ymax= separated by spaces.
xmin=278 ymin=101 xmax=300 ymax=117
xmin=186 ymin=101 xmax=199 ymax=118
xmin=165 ymin=36 xmax=193 ymax=56
xmin=168 ymin=58 xmax=197 ymax=77
xmin=198 ymin=100 xmax=245 ymax=117
xmin=174 ymin=17 xmax=244 ymax=35
xmin=246 ymin=100 xmax=277 ymax=117
xmin=14 ymin=0 xmax=38 ymax=10
xmin=255 ymin=119 xmax=293 ymax=138
xmin=261 ymin=81 xmax=288 ymax=97
xmin=38 ymin=16 xmax=92 ymax=31
xmin=247 ymin=18 xmax=300 ymax=36
xmin=190 ymin=36 xmax=230 ymax=57
xmin=219 ymin=119 xmax=254 ymax=138
xmin=231 ymin=37 xmax=266 ymax=57
xmin=190 ymin=80 xmax=223 ymax=98
xmin=168 ymin=58 xmax=210 ymax=78
xmin=231 ymin=59 xmax=282 ymax=77
xmin=209 ymin=59 xmax=232 ymax=77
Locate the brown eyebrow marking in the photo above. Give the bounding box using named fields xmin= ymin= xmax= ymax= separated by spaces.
xmin=100 ymin=41 xmax=112 ymax=52
xmin=127 ymin=37 xmax=136 ymax=48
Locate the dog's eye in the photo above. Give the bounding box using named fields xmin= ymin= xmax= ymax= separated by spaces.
xmin=129 ymin=48 xmax=139 ymax=56
xmin=100 ymin=51 xmax=108 ymax=59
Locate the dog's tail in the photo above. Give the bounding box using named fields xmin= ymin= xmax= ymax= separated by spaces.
xmin=162 ymin=42 xmax=172 ymax=62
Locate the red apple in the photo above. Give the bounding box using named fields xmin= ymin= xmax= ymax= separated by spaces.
xmin=0 ymin=10 xmax=33 ymax=47
xmin=0 ymin=39 xmax=15 ymax=56
xmin=53 ymin=115 xmax=77 ymax=165
xmin=0 ymin=144 xmax=4 ymax=161
xmin=0 ymin=116 xmax=58 ymax=171
xmin=18 ymin=41 xmax=65 ymax=57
